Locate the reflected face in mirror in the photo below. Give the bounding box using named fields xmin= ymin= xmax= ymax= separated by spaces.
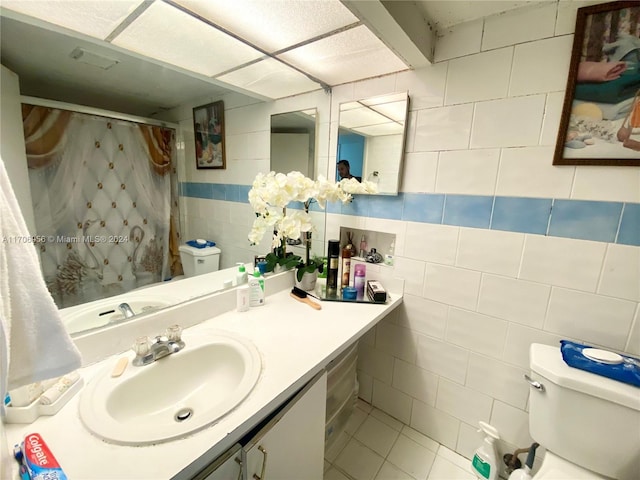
xmin=336 ymin=92 xmax=409 ymax=195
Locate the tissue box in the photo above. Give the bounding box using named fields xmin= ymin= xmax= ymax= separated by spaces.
xmin=366 ymin=280 xmax=387 ymax=303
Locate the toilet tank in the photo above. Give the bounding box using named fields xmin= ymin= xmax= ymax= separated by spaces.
xmin=528 ymin=344 xmax=640 ymax=480
xmin=178 ymin=244 xmax=221 ymax=277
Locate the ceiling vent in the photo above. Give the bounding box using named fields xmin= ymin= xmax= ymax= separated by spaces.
xmin=69 ymin=47 xmax=119 ymax=70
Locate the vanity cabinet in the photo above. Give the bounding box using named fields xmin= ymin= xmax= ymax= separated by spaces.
xmin=198 ymin=444 xmax=242 ymax=480
xmin=190 ymin=371 xmax=327 ymax=480
xmin=243 ymin=371 xmax=327 ymax=480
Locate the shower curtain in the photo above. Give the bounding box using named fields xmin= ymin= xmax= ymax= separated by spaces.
xmin=22 ymin=104 xmax=182 ymax=308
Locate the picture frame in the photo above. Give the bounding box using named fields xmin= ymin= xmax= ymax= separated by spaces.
xmin=553 ymin=1 xmax=640 ymax=166
xmin=193 ymin=100 xmax=226 ymax=169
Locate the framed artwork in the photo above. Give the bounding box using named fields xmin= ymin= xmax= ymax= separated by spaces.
xmin=193 ymin=101 xmax=226 ymax=169
xmin=554 ymin=1 xmax=640 ymax=166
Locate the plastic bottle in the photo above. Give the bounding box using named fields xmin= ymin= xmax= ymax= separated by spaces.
xmin=354 ymin=264 xmax=366 ymax=300
xmin=236 ymin=285 xmax=250 ymax=312
xmin=471 ymin=421 xmax=500 ymax=480
xmin=359 ymin=235 xmax=367 ymax=257
xmin=236 ymin=262 xmax=248 ymax=285
xmin=507 ymin=443 xmax=539 ymax=480
xmin=248 ymin=268 xmax=265 ymax=307
xmin=341 ymin=244 xmax=352 ymax=288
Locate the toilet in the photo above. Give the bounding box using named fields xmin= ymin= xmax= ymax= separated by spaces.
xmin=178 ymin=242 xmax=221 ymax=277
xmin=527 ymin=343 xmax=640 ymax=480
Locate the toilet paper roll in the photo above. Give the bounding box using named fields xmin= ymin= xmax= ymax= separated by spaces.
xmin=39 ymin=371 xmax=80 ymax=405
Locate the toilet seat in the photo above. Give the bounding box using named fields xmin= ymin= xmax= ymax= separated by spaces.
xmin=533 ymin=452 xmax=606 ymax=479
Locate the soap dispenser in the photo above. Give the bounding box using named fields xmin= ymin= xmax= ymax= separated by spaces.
xmin=236 ymin=262 xmax=248 ymax=285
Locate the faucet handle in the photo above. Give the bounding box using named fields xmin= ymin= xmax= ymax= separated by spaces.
xmin=165 ymin=324 xmax=182 ymax=342
xmin=133 ymin=336 xmax=150 ymax=356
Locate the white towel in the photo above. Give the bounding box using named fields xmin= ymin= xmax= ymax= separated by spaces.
xmin=0 ymin=156 xmax=81 ymax=395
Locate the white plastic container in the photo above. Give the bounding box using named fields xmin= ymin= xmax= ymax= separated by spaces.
xmin=236 ymin=285 xmax=249 ymax=312
xmin=471 ymin=421 xmax=500 ymax=480
xmin=248 ymin=268 xmax=265 ymax=307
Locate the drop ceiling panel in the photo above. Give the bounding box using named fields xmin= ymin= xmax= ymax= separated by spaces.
xmin=339 ymin=107 xmax=388 ymax=128
xmin=278 ymin=25 xmax=408 ymax=85
xmin=369 ymin=101 xmax=407 ymax=122
xmin=112 ymin=1 xmax=264 ymax=77
xmin=217 ymin=58 xmax=321 ymax=99
xmin=0 ymin=0 xmax=145 ymax=40
xmin=174 ymin=0 xmax=358 ymax=53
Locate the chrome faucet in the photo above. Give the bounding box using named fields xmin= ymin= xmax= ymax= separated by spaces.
xmin=132 ymin=325 xmax=185 ymax=367
xmin=118 ymin=303 xmax=136 ymax=318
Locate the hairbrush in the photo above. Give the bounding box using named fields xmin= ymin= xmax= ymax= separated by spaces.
xmin=290 ymin=287 xmax=321 ymax=310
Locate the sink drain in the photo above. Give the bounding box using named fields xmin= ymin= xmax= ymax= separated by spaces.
xmin=174 ymin=408 xmax=193 ymax=422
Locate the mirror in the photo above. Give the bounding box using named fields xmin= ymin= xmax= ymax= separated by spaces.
xmin=269 ymin=109 xmax=326 ymax=260
xmin=335 ymin=92 xmax=409 ymax=195
xmin=271 ymin=109 xmax=317 ymax=179
xmin=1 ymin=13 xmax=331 ymax=336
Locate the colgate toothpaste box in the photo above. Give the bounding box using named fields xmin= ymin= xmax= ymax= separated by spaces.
xmin=22 ymin=433 xmax=68 ymax=480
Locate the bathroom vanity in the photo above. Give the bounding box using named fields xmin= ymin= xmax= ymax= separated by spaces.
xmin=5 ymin=272 xmax=403 ymax=479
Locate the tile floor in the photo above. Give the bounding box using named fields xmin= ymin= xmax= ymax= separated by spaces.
xmin=324 ymin=400 xmax=476 ymax=480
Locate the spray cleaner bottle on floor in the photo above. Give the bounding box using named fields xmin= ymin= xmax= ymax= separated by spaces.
xmin=472 ymin=421 xmax=500 ymax=480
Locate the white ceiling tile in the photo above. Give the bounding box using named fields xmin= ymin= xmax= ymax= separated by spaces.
xmin=1 ymin=0 xmax=145 ymax=40
xmin=112 ymin=1 xmax=263 ymax=77
xmin=173 ymin=0 xmax=358 ymax=53
xmin=277 ymin=25 xmax=408 ymax=85
xmin=217 ymin=58 xmax=321 ymax=99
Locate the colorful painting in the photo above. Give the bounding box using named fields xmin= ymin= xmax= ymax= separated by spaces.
xmin=193 ymin=100 xmax=226 ymax=169
xmin=554 ymin=1 xmax=640 ymax=166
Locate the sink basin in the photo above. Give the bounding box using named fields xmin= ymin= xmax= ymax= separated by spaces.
xmin=62 ymin=294 xmax=180 ymax=335
xmin=79 ymin=331 xmax=262 ymax=445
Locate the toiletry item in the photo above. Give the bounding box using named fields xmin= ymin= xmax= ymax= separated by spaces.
xmin=342 ymin=286 xmax=357 ymax=300
xmin=248 ymin=268 xmax=265 ymax=306
xmin=341 ymin=244 xmax=352 ymax=288
xmin=22 ymin=433 xmax=69 ymax=480
xmin=237 ymin=285 xmax=250 ymax=312
xmin=385 ymin=241 xmax=395 ymax=266
xmin=39 ymin=371 xmax=80 ymax=405
xmin=327 ymin=240 xmax=340 ymax=290
xmin=507 ymin=443 xmax=539 ymax=480
xmin=223 ymin=279 xmax=233 ymax=289
xmin=366 ymin=248 xmax=383 ymax=264
xmin=354 ymin=264 xmax=366 ymax=300
xmin=366 ymin=280 xmax=387 ymax=303
xmin=111 ymin=358 xmax=128 ymax=378
xmin=359 ymin=235 xmax=367 ymax=257
xmin=236 ymin=262 xmax=248 ymax=285
xmin=8 ymin=382 xmax=43 ymax=407
xmin=471 ymin=421 xmax=500 ymax=480
xmin=290 ymin=287 xmax=321 ymax=310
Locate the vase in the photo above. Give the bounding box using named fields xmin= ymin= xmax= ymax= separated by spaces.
xmin=295 ymin=270 xmax=318 ymax=291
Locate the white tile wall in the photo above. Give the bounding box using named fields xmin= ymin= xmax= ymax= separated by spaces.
xmin=445 ymin=48 xmax=513 ymax=105
xmin=423 ymin=264 xmax=481 ymax=310
xmin=481 ymin=2 xmax=557 ymax=50
xmin=545 ymin=287 xmax=636 ymax=350
xmin=456 ymin=229 xmax=524 ymax=278
xmin=471 ymin=96 xmax=546 ymax=149
xmin=435 ymin=149 xmax=500 ymax=195
xmin=176 ymin=2 xmax=640 ymax=467
xmin=509 ymin=36 xmax=573 ymax=96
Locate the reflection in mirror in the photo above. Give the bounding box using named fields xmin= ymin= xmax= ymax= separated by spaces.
xmin=335 ymin=92 xmax=409 ymax=195
xmin=270 ymin=109 xmax=317 ymax=179
xmin=270 ymin=109 xmax=325 ymax=260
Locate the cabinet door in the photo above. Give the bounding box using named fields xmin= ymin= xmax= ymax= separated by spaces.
xmin=243 ymin=371 xmax=327 ymax=480
xmin=194 ymin=443 xmax=242 ymax=480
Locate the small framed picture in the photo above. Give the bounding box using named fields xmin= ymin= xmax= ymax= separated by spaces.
xmin=193 ymin=100 xmax=226 ymax=169
xmin=554 ymin=1 xmax=640 ymax=166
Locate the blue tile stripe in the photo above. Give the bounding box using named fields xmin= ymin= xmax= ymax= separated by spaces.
xmin=180 ymin=182 xmax=640 ymax=246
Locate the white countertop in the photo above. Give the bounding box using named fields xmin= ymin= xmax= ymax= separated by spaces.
xmin=6 ymin=284 xmax=402 ymax=480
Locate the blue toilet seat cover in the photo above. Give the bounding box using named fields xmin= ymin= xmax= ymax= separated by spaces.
xmin=560 ymin=340 xmax=640 ymax=388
